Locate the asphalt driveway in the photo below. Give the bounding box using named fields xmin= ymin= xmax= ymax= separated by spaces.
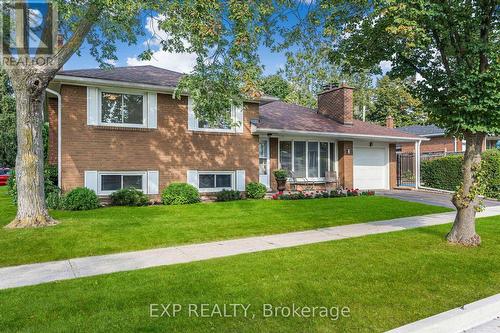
xmin=377 ymin=190 xmax=500 ymax=209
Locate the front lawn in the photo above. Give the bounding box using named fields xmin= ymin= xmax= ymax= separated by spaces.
xmin=0 ymin=187 xmax=450 ymax=267
xmin=0 ymin=216 xmax=498 ymax=332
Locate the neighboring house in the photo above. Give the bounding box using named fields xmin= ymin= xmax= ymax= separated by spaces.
xmin=397 ymin=125 xmax=500 ymax=154
xmin=47 ymin=66 xmax=421 ymax=199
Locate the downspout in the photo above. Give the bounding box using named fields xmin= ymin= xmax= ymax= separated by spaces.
xmin=46 ymin=88 xmax=61 ymax=188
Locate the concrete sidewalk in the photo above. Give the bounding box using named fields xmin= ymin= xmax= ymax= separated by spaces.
xmin=2 ymin=206 xmax=500 ymax=290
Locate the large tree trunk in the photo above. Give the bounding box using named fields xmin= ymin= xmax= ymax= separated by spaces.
xmin=5 ymin=76 xmax=57 ymax=228
xmin=448 ymin=132 xmax=486 ymax=246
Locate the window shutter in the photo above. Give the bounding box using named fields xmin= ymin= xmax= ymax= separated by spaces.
xmin=147 ymin=93 xmax=157 ymax=129
xmin=84 ymin=171 xmax=98 ymax=193
xmin=87 ymin=87 xmax=99 ymax=125
xmin=147 ymin=171 xmax=159 ymax=195
xmin=187 ymin=170 xmax=198 ymax=187
xmin=234 ymin=105 xmax=244 ymax=133
xmin=187 ymin=97 xmax=197 ymax=130
xmin=236 ymin=170 xmax=245 ymax=191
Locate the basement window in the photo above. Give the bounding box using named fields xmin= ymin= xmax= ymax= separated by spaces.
xmin=99 ymin=172 xmax=146 ymax=194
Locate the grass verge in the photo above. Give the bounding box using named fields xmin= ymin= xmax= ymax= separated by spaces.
xmin=0 ymin=216 xmax=498 ymax=332
xmin=0 ymin=187 xmax=450 ymax=267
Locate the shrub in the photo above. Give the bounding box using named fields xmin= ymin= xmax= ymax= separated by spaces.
xmin=420 ymin=155 xmax=463 ymax=191
xmin=273 ymin=169 xmax=288 ymax=181
xmin=46 ymin=190 xmax=63 ymax=210
xmin=7 ymin=165 xmax=60 ymax=204
xmin=420 ymin=151 xmax=500 ymax=198
xmin=162 ymin=182 xmax=200 ymax=205
xmin=245 ymin=182 xmax=267 ymax=199
xmin=62 ymin=187 xmax=100 ymax=211
xmin=330 ymin=189 xmax=347 ymax=198
xmin=6 ymin=169 xmax=16 ymax=201
xmin=481 ymin=149 xmax=500 ymax=199
xmin=110 ymin=187 xmax=149 ymax=206
xmin=215 ymin=189 xmax=242 ymax=202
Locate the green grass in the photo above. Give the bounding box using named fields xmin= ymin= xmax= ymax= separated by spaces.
xmin=0 ymin=216 xmax=498 ymax=332
xmin=0 ymin=187 xmax=451 ymax=267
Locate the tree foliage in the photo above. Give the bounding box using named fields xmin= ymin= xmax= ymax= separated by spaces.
xmin=0 ymin=70 xmax=16 ymax=167
xmin=368 ymin=76 xmax=426 ymax=127
xmin=260 ymin=74 xmax=293 ymax=101
xmin=319 ymin=0 xmax=499 ymax=137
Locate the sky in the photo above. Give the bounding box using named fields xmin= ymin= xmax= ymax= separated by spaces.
xmin=64 ymin=14 xmax=288 ymax=76
xmin=63 ymin=7 xmax=391 ymax=80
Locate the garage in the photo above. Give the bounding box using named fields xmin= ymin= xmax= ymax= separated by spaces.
xmin=353 ymin=147 xmax=389 ymax=190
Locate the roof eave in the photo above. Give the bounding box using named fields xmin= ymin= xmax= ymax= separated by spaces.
xmin=53 ymin=74 xmax=274 ymax=104
xmin=252 ymin=127 xmax=428 ymax=142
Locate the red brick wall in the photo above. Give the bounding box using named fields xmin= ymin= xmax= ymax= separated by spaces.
xmin=269 ymin=137 xmax=279 ymax=190
xmin=338 ymin=141 xmax=353 ymax=189
xmin=47 ymin=97 xmax=58 ymax=165
xmin=57 ymin=85 xmax=259 ymax=196
xmin=389 ymin=144 xmax=397 ymax=189
xmin=317 ymin=86 xmax=354 ymax=125
xmin=400 ymin=136 xmax=462 ymax=154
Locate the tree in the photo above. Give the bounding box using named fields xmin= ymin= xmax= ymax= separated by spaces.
xmin=1 ymin=0 xmax=286 ymax=228
xmin=1 ymin=1 xmax=146 ymax=228
xmin=0 ymin=69 xmax=16 ymax=167
xmin=368 ymin=76 xmax=426 ymax=127
xmin=260 ymin=74 xmax=292 ymax=100
xmin=310 ymin=0 xmax=499 ymax=245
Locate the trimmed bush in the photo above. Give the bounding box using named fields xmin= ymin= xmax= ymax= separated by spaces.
xmin=245 ymin=182 xmax=267 ymax=199
xmin=482 ymin=149 xmax=500 ymax=199
xmin=421 ymin=155 xmax=463 ymax=191
xmin=215 ymin=189 xmax=242 ymax=202
xmin=110 ymin=188 xmax=149 ymax=206
xmin=420 ymin=151 xmax=500 ymax=198
xmin=62 ymin=187 xmax=100 ymax=211
xmin=162 ymin=183 xmax=200 ymax=205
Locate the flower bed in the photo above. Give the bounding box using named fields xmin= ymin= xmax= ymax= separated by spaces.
xmin=272 ymin=189 xmax=375 ymax=200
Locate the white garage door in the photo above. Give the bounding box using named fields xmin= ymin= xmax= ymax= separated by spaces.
xmin=353 ymin=147 xmax=388 ymax=190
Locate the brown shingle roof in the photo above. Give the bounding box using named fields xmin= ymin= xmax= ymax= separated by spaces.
xmin=58 ymin=65 xmax=184 ymax=87
xmin=257 ymin=101 xmax=420 ymax=140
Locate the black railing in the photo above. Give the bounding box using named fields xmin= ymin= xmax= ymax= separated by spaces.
xmin=396 ymin=153 xmax=415 ymax=187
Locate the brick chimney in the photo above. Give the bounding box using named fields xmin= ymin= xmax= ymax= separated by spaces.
xmin=317 ymin=83 xmax=354 ymax=126
xmin=386 ymin=115 xmax=394 ymax=128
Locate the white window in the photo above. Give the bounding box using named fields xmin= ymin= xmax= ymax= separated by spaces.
xmin=98 ymin=172 xmax=146 ymax=195
xmin=198 ymin=171 xmax=234 ymax=192
xmin=187 ymin=97 xmax=244 ymax=133
xmin=100 ymin=91 xmax=146 ymax=126
xmin=279 ymin=140 xmax=336 ymax=180
xmin=87 ymin=87 xmax=157 ymax=129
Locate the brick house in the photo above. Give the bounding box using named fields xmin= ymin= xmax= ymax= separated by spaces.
xmin=47 ymin=66 xmax=422 ymax=199
xmin=397 ymin=125 xmax=500 ymax=154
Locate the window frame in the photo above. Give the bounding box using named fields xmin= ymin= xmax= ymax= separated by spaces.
xmin=197 ymin=171 xmax=235 ymax=193
xmin=188 ymin=97 xmax=242 ymax=133
xmin=97 ymin=171 xmax=147 ymax=195
xmin=98 ymin=88 xmax=148 ymax=128
xmin=278 ymin=139 xmax=337 ymax=182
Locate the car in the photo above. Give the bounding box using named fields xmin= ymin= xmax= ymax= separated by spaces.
xmin=0 ymin=168 xmax=11 ymax=186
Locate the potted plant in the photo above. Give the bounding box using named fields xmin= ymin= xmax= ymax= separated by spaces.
xmin=273 ymin=169 xmax=288 ymax=192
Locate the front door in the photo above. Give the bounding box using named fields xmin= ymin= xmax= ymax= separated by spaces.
xmin=259 ymin=138 xmax=269 ymax=188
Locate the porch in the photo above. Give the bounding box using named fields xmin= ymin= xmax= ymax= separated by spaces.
xmin=257 ymin=134 xmax=404 ymax=192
